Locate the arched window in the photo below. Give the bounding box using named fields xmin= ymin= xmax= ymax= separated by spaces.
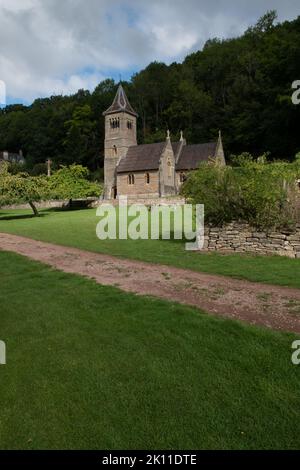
xmin=128 ymin=174 xmax=135 ymax=185
xmin=113 ymin=145 xmax=117 ymax=155
xmin=110 ymin=118 xmax=121 ymax=129
xmin=111 ymin=118 xmax=119 ymax=129
xmin=127 ymin=120 xmax=132 ymax=130
xmin=145 ymin=173 xmax=150 ymax=184
xmin=180 ymin=172 xmax=186 ymax=183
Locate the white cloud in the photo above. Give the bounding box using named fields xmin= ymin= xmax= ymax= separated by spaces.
xmin=0 ymin=0 xmax=299 ymax=102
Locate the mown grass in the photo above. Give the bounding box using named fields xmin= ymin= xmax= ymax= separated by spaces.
xmin=0 ymin=250 xmax=299 ymax=449
xmin=1 ymin=208 xmax=299 ymax=288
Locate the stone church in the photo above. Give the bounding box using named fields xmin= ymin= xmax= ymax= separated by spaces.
xmin=103 ymin=84 xmax=225 ymax=200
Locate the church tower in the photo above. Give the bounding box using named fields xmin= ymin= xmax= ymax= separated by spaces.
xmin=103 ymin=84 xmax=138 ymax=199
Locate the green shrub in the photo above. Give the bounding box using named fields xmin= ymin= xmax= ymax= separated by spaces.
xmin=30 ymin=163 xmax=48 ymax=176
xmin=7 ymin=162 xmax=26 ymax=175
xmin=47 ymin=164 xmax=102 ymax=200
xmin=182 ymin=155 xmax=300 ymax=230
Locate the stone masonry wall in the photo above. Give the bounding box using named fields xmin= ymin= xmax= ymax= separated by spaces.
xmin=97 ymin=196 xmax=186 ymax=207
xmin=1 ymin=199 xmax=69 ymax=210
xmin=117 ymin=171 xmax=159 ymax=198
xmin=203 ymin=222 xmax=300 ymax=258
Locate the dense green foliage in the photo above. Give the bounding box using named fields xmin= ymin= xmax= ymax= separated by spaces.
xmin=0 ymin=251 xmax=299 ymax=449
xmin=46 ymin=164 xmax=101 ymax=200
xmin=0 ymin=163 xmax=101 ymax=214
xmin=1 ymin=208 xmax=300 ymax=288
xmin=0 ymin=12 xmax=299 ymax=170
xmin=0 ymin=163 xmax=46 ymax=214
xmin=182 ymin=154 xmax=300 ymax=229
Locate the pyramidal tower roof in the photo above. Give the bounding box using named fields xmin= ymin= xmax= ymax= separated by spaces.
xmin=103 ymin=84 xmax=138 ymax=117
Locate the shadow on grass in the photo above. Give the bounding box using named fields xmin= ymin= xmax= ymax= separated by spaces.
xmin=0 ymin=213 xmax=49 ymax=221
xmin=0 ymin=205 xmax=96 ymax=221
xmin=47 ymin=206 xmax=96 ymax=213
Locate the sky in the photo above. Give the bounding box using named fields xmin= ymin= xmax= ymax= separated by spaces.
xmin=0 ymin=0 xmax=299 ymax=105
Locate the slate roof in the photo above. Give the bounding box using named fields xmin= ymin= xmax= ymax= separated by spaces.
xmin=103 ymin=84 xmax=138 ymax=117
xmin=176 ymin=142 xmax=217 ymax=170
xmin=116 ymin=140 xmax=217 ymax=174
xmin=117 ymin=142 xmax=166 ymax=173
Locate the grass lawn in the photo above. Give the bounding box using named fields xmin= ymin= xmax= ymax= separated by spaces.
xmin=0 ymin=250 xmax=299 ymax=450
xmin=1 ymin=207 xmax=300 ymax=288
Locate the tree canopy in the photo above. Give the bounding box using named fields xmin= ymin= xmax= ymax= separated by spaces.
xmin=0 ymin=163 xmax=101 ymax=216
xmin=0 ymin=11 xmax=300 ymax=171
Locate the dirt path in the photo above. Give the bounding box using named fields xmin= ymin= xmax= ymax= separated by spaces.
xmin=1 ymin=232 xmax=300 ymax=333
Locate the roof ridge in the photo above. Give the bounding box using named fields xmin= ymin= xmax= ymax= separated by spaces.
xmin=186 ymin=141 xmax=217 ymax=147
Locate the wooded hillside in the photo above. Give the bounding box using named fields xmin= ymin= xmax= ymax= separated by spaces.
xmin=0 ymin=11 xmax=299 ymax=172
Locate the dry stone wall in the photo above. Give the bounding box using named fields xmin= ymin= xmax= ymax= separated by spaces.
xmin=203 ymin=222 xmax=300 ymax=258
xmin=1 ymin=200 xmax=69 ymax=210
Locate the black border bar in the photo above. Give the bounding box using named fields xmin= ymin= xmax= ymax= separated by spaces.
xmin=0 ymin=450 xmax=298 ymax=467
